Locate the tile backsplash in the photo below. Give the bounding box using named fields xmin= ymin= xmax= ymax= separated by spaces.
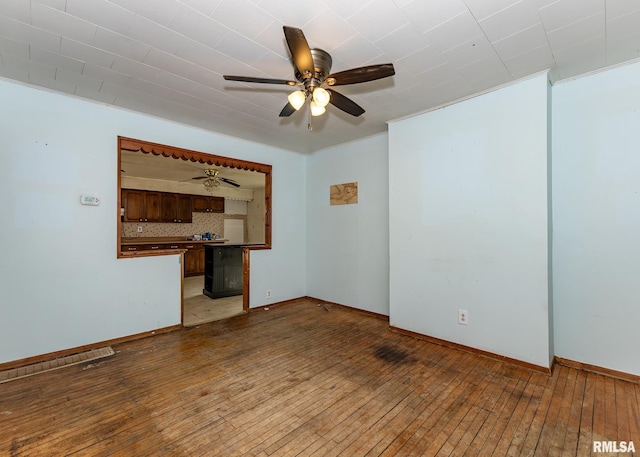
xmin=122 ymin=212 xmax=247 ymax=240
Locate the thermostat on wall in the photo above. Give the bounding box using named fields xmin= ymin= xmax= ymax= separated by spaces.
xmin=80 ymin=195 xmax=101 ymax=206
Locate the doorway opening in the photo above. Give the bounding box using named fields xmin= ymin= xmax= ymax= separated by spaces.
xmin=116 ymin=137 xmax=272 ymax=325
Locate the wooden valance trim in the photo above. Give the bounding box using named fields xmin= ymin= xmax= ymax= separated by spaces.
xmin=119 ymin=136 xmax=271 ymax=174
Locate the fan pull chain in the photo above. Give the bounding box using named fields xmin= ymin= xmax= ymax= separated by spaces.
xmin=307 ymin=103 xmax=313 ymax=131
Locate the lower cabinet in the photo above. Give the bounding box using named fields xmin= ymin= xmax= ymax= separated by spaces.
xmin=183 ymin=245 xmax=203 ymax=276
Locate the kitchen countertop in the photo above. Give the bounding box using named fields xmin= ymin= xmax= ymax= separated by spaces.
xmin=121 ymin=237 xmax=228 ymax=246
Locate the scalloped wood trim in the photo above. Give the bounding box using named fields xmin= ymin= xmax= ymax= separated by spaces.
xmin=119 ymin=136 xmax=272 ymax=173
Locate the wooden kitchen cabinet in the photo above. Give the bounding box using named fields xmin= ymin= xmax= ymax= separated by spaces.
xmin=192 ymin=195 xmax=224 ymax=213
xmin=183 ymin=244 xmax=204 ymax=276
xmin=161 ymin=193 xmax=193 ymax=223
xmin=122 ymin=189 xmax=162 ymax=222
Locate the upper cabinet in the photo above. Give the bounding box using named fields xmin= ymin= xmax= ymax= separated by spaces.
xmin=122 ymin=189 xmax=162 ymax=222
xmin=122 ymin=189 xmax=196 ymax=223
xmin=192 ymin=195 xmax=225 ymax=213
xmin=161 ymin=193 xmax=193 ymax=223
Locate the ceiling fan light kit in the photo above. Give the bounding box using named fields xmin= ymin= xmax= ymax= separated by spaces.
xmin=288 ymin=90 xmax=306 ymax=110
xmin=222 ymin=26 xmax=395 ymax=129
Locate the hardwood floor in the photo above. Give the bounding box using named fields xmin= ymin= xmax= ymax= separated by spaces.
xmin=183 ymin=275 xmax=243 ymax=326
xmin=1 ymin=299 xmax=638 ymax=456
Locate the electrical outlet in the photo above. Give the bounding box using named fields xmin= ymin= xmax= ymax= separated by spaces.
xmin=458 ymin=309 xmax=469 ymax=325
xmin=137 ymin=226 xmax=143 ymax=233
xmin=266 ymin=289 xmax=272 ymax=299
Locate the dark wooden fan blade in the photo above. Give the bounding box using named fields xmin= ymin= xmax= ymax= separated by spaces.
xmin=326 ymin=89 xmax=365 ymax=117
xmin=283 ymin=26 xmax=314 ymax=78
xmin=223 ymin=75 xmax=297 ymax=85
xmin=279 ymin=102 xmax=296 ymax=117
xmin=219 ymin=177 xmax=240 ymax=187
xmin=191 ymin=176 xmax=208 ymax=180
xmin=327 ymin=64 xmax=395 ymax=86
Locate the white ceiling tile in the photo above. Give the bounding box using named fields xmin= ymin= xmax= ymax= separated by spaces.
xmin=320 ymin=0 xmax=372 ymax=19
xmin=65 ymin=0 xmax=134 ymax=35
xmin=0 ymin=35 xmax=29 ymax=59
xmin=253 ymin=21 xmax=290 ymax=60
xmin=214 ymin=30 xmax=268 ymax=64
xmin=408 ymin=61 xmax=466 ymax=89
xmin=346 ymin=0 xmax=410 ymax=42
xmin=156 ymin=71 xmax=198 ymax=94
xmin=302 ymin=9 xmax=358 ymax=52
xmin=400 ymin=0 xmax=469 ymax=33
xmin=147 ymin=46 xmax=223 ymax=87
xmin=108 ymin=0 xmax=180 ymax=26
xmin=441 ymin=36 xmax=496 ymax=68
xmin=0 ymin=15 xmax=62 ymax=53
xmin=253 ymin=0 xmax=327 ymax=27
xmin=503 ymin=44 xmax=555 ymax=78
xmin=2 ymin=52 xmax=56 ymax=78
xmin=491 ymin=24 xmax=549 ymax=61
xmin=424 ymin=11 xmax=484 ymax=52
xmin=93 ymin=27 xmax=151 ymax=62
xmin=538 ymin=0 xmax=605 ymax=32
xmin=553 ymin=35 xmax=606 ymax=79
xmin=211 ymin=0 xmax=274 ymax=40
xmin=478 ymin=0 xmax=541 ymax=42
xmin=373 ymin=23 xmax=432 ymax=61
xmin=60 ymin=38 xmax=115 ymax=68
xmin=82 ymin=62 xmax=130 ymax=86
xmin=111 ymin=56 xmax=161 ymax=83
xmin=396 ymin=44 xmax=448 ymax=76
xmin=546 ymin=11 xmax=604 ymax=52
xmin=456 ymin=53 xmax=508 ymax=81
xmin=33 ymin=0 xmax=66 ymax=12
xmin=31 ymin=2 xmax=98 ymax=43
xmin=606 ymin=30 xmax=640 ymax=66
xmin=606 ymin=9 xmax=640 ymax=41
xmin=31 ymin=72 xmax=77 ymax=94
xmin=55 ymin=67 xmax=103 ymax=92
xmin=0 ymin=0 xmax=30 ymax=22
xmin=329 ymin=35 xmax=383 ymax=69
xmin=606 ymin=0 xmax=640 ymax=20
xmin=168 ymin=4 xmax=228 ymax=49
xmin=178 ymin=0 xmax=221 ymax=16
xmin=126 ymin=15 xmax=185 ymax=55
xmin=467 ymin=67 xmax=513 ymax=91
xmin=464 ymin=0 xmax=522 ymax=21
xmin=30 ymin=46 xmax=85 ymax=73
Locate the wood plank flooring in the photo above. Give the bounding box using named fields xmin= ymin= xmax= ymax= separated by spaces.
xmin=1 ymin=298 xmax=638 ymax=456
xmin=183 ymin=275 xmax=243 ymax=326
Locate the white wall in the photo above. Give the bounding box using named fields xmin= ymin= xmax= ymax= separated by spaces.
xmin=552 ymin=61 xmax=640 ymax=376
xmin=306 ymin=134 xmax=390 ymax=316
xmin=388 ymin=74 xmax=552 ymax=369
xmin=0 ymin=79 xmax=306 ymax=364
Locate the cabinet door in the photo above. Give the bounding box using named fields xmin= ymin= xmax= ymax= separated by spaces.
xmin=184 ymin=247 xmax=199 ymax=276
xmin=161 ymin=193 xmax=178 ymax=222
xmin=196 ymin=246 xmax=205 ymax=274
xmin=176 ymin=194 xmax=192 ymax=222
xmin=144 ymin=192 xmax=162 ymax=222
xmin=122 ymin=189 xmax=145 ymax=222
xmin=211 ymin=197 xmax=225 ymax=213
xmin=192 ymin=196 xmax=209 ymax=212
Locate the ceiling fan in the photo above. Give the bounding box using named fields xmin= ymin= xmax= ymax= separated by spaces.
xmin=187 ymin=169 xmax=240 ymax=190
xmin=223 ymin=26 xmax=395 ymax=125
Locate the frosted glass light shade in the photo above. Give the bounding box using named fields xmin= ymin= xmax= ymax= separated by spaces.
xmin=287 ymin=90 xmax=306 ymax=110
xmin=310 ymin=101 xmax=326 ymax=116
xmin=312 ymin=87 xmax=330 ymax=107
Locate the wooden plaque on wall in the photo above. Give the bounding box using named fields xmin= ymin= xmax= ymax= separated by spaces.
xmin=330 ymin=182 xmax=358 ymax=205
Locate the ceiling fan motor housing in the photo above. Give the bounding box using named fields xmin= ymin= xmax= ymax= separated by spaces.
xmin=295 ymin=48 xmax=332 ymax=91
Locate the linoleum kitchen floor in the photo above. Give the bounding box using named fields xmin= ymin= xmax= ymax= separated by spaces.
xmin=183 ymin=275 xmax=244 ymax=326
